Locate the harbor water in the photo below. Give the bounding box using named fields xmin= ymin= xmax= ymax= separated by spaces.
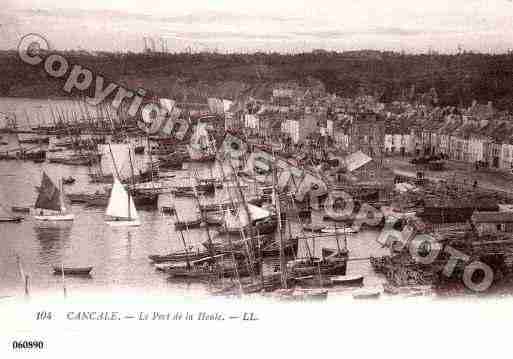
xmin=0 ymin=98 xmax=390 ymax=299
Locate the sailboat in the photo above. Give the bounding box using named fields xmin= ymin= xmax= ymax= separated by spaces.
xmin=105 ymin=178 xmax=141 ymax=227
xmin=34 ymin=172 xmax=75 ymax=222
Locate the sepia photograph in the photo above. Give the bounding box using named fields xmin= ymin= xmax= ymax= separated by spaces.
xmin=1 ymin=0 xmax=513 ymax=357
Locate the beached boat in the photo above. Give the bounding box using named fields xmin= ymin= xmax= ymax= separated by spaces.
xmin=331 ymin=275 xmax=364 ymax=287
xmin=104 ymin=178 xmax=141 ymax=227
xmin=33 ymin=172 xmax=75 ymax=222
xmin=52 ymin=266 xmax=93 ymax=276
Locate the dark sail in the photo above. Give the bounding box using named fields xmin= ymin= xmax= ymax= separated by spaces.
xmin=34 ymin=172 xmax=61 ymax=211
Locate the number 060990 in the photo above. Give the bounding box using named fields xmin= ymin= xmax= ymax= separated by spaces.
xmin=12 ymin=340 xmax=44 ymax=350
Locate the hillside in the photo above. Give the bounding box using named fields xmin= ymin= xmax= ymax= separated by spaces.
xmin=2 ymin=50 xmax=513 ymax=109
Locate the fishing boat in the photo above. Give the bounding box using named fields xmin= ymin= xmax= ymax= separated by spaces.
xmin=331 ymin=275 xmax=364 ymax=287
xmin=167 ymin=257 xmax=260 ymax=280
xmin=0 ymin=207 xmax=23 ymax=222
xmin=52 ymin=266 xmax=93 ymax=276
xmin=34 ymin=172 xmax=75 ymax=222
xmin=104 ymin=178 xmax=141 ymax=227
xmin=287 ymin=254 xmax=348 ymax=277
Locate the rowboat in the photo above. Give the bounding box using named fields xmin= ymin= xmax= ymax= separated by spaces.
xmin=352 ymin=289 xmax=381 ymax=300
xmin=148 ymin=249 xmax=206 ymax=263
xmin=275 ymin=288 xmax=328 ymax=302
xmin=52 ymin=266 xmax=93 ymax=276
xmin=331 ymin=275 xmax=364 ymax=287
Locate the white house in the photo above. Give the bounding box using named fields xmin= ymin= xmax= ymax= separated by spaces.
xmin=281 ymin=119 xmax=300 ymax=143
xmin=244 ymin=114 xmax=260 ymax=130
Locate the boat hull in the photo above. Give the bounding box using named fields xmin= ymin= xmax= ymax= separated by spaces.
xmin=105 ymin=219 xmax=141 ymax=227
xmin=0 ymin=217 xmax=23 ymax=223
xmin=34 ymin=214 xmax=75 ymax=221
xmin=331 ymin=275 xmax=364 ymax=287
xmin=53 ymin=266 xmax=93 ymax=276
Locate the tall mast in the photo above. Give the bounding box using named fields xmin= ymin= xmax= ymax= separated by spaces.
xmin=272 ymin=150 xmax=287 ymax=288
xmin=216 ymin=160 xmax=244 ymax=294
xmin=190 ymin=169 xmax=216 ymax=259
xmin=128 ymin=147 xmax=135 ymax=220
xmin=228 ymin=160 xmax=258 ymax=282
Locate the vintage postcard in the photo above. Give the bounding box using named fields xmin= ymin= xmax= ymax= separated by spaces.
xmin=1 ymin=0 xmax=513 ymax=357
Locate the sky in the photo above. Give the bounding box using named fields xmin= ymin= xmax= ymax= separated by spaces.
xmin=2 ymin=0 xmax=513 ymax=53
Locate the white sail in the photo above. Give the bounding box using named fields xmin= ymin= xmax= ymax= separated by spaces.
xmin=246 ymin=203 xmax=271 ymax=221
xmin=224 ymin=203 xmax=271 ymax=230
xmin=106 ymin=179 xmax=139 ymax=220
